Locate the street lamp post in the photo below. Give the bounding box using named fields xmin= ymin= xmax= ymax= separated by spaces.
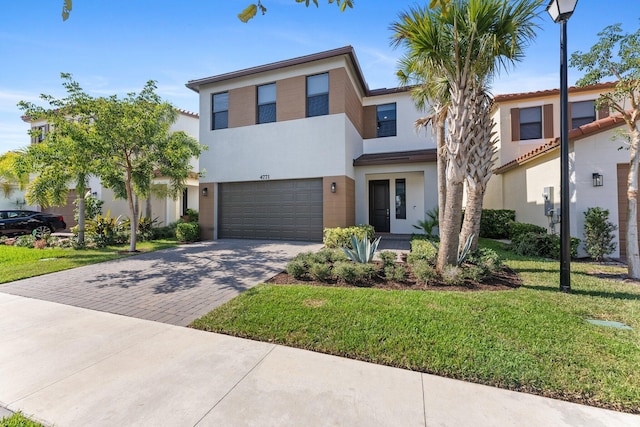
xmin=547 ymin=0 xmax=578 ymax=293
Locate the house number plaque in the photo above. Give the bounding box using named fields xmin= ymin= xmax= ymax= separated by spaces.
xmin=260 ymin=175 xmax=270 ymax=180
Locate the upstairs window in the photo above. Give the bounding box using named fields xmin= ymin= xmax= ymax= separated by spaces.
xmin=377 ymin=103 xmax=397 ymax=137
xmin=571 ymin=100 xmax=596 ymax=129
xmin=519 ymin=106 xmax=542 ymax=140
xmin=257 ymin=83 xmax=276 ymax=124
xmin=306 ymin=73 xmax=329 ymax=117
xmin=31 ymin=124 xmax=49 ymax=144
xmin=212 ymin=92 xmax=229 ymax=130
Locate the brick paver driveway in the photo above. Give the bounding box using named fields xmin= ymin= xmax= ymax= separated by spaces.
xmin=0 ymin=239 xmax=322 ymax=326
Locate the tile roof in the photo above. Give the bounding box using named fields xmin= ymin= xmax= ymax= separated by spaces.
xmin=353 ymin=149 xmax=437 ymax=166
xmin=493 ymin=81 xmax=617 ymax=103
xmin=494 ymin=114 xmax=627 ymax=174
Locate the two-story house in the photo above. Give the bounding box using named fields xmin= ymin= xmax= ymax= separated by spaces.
xmin=484 ymin=82 xmax=634 ymax=258
xmin=23 ymin=109 xmax=201 ymax=229
xmin=186 ymin=46 xmax=438 ymax=242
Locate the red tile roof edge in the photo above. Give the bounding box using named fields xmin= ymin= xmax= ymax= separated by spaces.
xmin=493 ymin=81 xmax=617 ymax=103
xmin=494 ymin=114 xmax=627 ymax=174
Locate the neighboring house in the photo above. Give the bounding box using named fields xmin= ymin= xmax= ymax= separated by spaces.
xmin=186 ymin=46 xmax=438 ymax=242
xmin=23 ymin=109 xmax=200 ymax=229
xmin=484 ymin=82 xmax=634 ymax=258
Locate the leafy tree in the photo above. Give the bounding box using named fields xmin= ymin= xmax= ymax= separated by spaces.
xmin=392 ymin=0 xmax=540 ymax=270
xmin=0 ymin=151 xmax=28 ymax=198
xmin=570 ymin=23 xmax=640 ymax=277
xmin=17 ymin=73 xmax=99 ymax=245
xmin=90 ymin=82 xmax=204 ymax=252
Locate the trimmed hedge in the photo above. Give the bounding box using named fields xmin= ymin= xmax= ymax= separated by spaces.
xmin=479 ymin=209 xmax=516 ymax=238
xmin=176 ymin=222 xmax=200 ymax=242
xmin=509 ymin=222 xmax=546 ymax=239
xmin=512 ymin=232 xmax=580 ymax=259
xmin=323 ymin=225 xmax=375 ymax=249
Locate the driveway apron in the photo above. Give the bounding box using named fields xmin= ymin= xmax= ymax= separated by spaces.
xmin=0 ymin=239 xmax=322 ymax=326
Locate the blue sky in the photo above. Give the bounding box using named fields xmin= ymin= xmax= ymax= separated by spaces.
xmin=1 ymin=0 xmax=638 ymax=153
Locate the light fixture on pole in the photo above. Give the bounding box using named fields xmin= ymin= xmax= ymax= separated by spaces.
xmin=547 ymin=0 xmax=578 ymax=293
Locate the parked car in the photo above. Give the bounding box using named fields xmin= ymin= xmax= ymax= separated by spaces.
xmin=0 ymin=210 xmax=67 ymax=238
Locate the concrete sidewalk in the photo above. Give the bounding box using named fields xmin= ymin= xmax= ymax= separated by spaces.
xmin=1 ymin=293 xmax=638 ymax=427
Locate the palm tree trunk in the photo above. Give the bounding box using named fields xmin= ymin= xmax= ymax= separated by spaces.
xmin=627 ymin=128 xmax=640 ymax=278
xmin=460 ymin=184 xmax=482 ymax=251
xmin=436 ymin=109 xmax=447 ymax=231
xmin=437 ymin=180 xmax=464 ymax=270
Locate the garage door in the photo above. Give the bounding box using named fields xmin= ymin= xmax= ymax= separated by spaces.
xmin=218 ymin=179 xmax=323 ymax=241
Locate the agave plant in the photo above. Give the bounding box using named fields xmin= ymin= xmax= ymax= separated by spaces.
xmin=342 ymin=235 xmax=381 ymax=264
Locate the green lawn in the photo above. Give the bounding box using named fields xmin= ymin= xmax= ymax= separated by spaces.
xmin=0 ymin=412 xmax=43 ymax=427
xmin=0 ymin=240 xmax=178 ymax=284
xmin=191 ymin=239 xmax=640 ymax=413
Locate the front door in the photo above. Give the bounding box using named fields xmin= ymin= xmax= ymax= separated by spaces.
xmin=369 ymin=180 xmax=390 ymax=233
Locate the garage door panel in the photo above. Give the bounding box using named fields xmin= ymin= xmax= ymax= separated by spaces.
xmin=218 ymin=179 xmax=323 ymax=241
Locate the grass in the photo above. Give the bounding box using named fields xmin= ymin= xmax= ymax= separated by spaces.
xmin=191 ymin=239 xmax=640 ymax=413
xmin=0 ymin=239 xmax=178 ymax=284
xmin=0 ymin=412 xmax=43 ymax=427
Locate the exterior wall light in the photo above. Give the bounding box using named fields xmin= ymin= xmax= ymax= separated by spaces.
xmin=202 ymin=187 xmax=208 ymax=197
xmin=331 ymin=182 xmax=336 ymax=193
xmin=592 ymin=173 xmax=603 ymax=187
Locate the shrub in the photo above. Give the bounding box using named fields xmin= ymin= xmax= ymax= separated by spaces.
xmin=86 ymin=211 xmax=127 ymax=248
xmin=467 ymin=247 xmax=502 ymax=274
xmin=286 ymin=259 xmax=307 ymax=279
xmin=14 ymin=235 xmax=36 ymax=248
xmin=441 ymin=265 xmax=465 ymax=286
xmin=384 ymin=264 xmax=406 ymax=282
xmin=378 ymin=251 xmax=398 ymax=267
xmin=512 ymin=232 xmax=579 ymax=259
xmin=152 ymin=223 xmax=177 ymax=239
xmin=176 ymin=222 xmax=200 ymax=242
xmin=334 ymin=261 xmax=357 ymax=283
xmin=412 ymin=260 xmax=437 ymax=284
xmin=407 ymin=239 xmax=438 ymax=265
xmin=509 ymin=222 xmax=546 ymax=239
xmin=462 ymin=264 xmax=486 ymax=282
xmin=137 ymin=216 xmax=160 ymax=242
xmin=185 ymin=208 xmax=199 ymax=223
xmin=480 ymin=210 xmax=516 ymax=238
xmin=354 ymin=263 xmax=377 ymax=282
xmin=74 ymin=192 xmax=103 ymax=223
xmin=583 ymin=207 xmax=617 ymax=261
xmin=413 ymin=207 xmax=439 ymax=239
xmin=323 ymin=225 xmax=375 ymax=249
xmin=309 ymin=262 xmax=331 ymax=282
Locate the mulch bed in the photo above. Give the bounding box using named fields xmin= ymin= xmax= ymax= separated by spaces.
xmin=266 ymin=263 xmax=522 ymax=292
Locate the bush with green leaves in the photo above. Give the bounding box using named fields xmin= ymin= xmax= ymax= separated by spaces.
xmin=509 ymin=222 xmax=546 ymax=239
xmin=412 ymin=260 xmax=437 ymax=284
xmin=480 ymin=209 xmax=516 ymax=238
xmin=137 ymin=216 xmax=160 ymax=242
xmin=14 ymin=235 xmax=36 ymax=248
xmin=333 ymin=261 xmax=357 ymax=283
xmin=74 ymin=192 xmax=104 ymax=222
xmin=413 ymin=207 xmax=439 ymax=239
xmin=467 ymin=247 xmax=502 ymax=275
xmin=185 ymin=208 xmax=199 ymax=223
xmin=85 ymin=211 xmax=128 ymax=248
xmin=384 ymin=264 xmax=406 ymax=282
xmin=315 ymin=248 xmax=348 ymax=264
xmin=407 ymin=239 xmax=438 ymax=265
xmin=462 ymin=264 xmax=487 ymax=282
xmin=583 ymin=207 xmax=617 ymax=261
xmin=323 ymin=224 xmax=375 ymax=249
xmin=286 ymin=259 xmax=307 ymax=279
xmin=378 ymin=251 xmax=397 ymax=267
xmin=441 ymin=265 xmax=466 ymax=286
xmin=176 ymin=222 xmax=200 ymax=242
xmin=309 ymin=262 xmax=332 ymax=281
xmin=512 ymin=232 xmax=579 ymax=259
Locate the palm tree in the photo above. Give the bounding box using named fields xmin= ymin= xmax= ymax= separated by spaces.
xmin=392 ymin=0 xmax=540 ymax=270
xmin=0 ymin=151 xmax=28 ymax=199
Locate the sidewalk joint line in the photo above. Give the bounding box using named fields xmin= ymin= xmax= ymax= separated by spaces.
xmin=193 ymin=344 xmax=277 ymax=426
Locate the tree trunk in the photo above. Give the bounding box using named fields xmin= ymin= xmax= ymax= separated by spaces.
xmin=436 ymin=109 xmax=447 ymax=232
xmin=460 ymin=184 xmax=482 ymax=251
xmin=76 ymin=177 xmax=87 ymax=245
xmin=627 ymin=127 xmax=640 ymax=278
xmin=437 ymin=180 xmax=464 ymax=270
xmin=145 ymin=196 xmax=152 ymax=219
xmin=125 ymin=168 xmax=138 ymax=253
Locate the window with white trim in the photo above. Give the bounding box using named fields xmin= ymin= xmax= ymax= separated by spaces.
xmin=306 ymin=73 xmax=329 ymax=117
xmin=257 ymin=83 xmax=276 ymax=124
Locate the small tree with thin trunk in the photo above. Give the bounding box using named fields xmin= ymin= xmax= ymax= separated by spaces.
xmin=570 ymin=23 xmax=640 ymax=277
xmin=91 ymin=81 xmax=203 ymax=252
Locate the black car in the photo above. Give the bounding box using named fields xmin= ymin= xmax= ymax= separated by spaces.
xmin=0 ymin=210 xmax=67 ymax=238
